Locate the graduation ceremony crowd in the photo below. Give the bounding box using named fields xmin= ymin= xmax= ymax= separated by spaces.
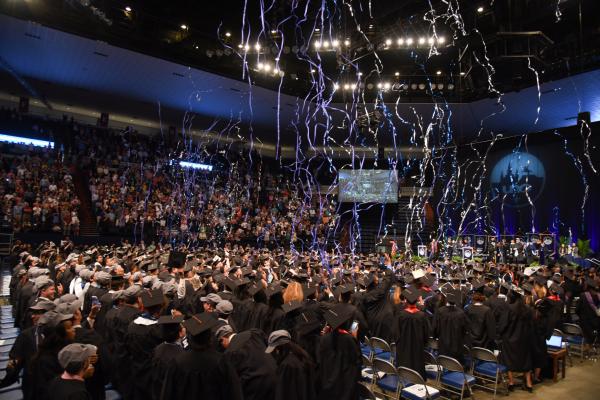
xmin=1 ymin=237 xmax=599 ymax=400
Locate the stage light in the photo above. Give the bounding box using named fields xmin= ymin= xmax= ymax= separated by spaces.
xmin=125 ymin=6 xmax=132 ymax=12
xmin=385 ymin=39 xmax=392 ymax=46
xmin=264 ymin=64 xmax=271 ymax=72
xmin=350 ymin=83 xmax=357 ymax=90
xmin=395 ymin=71 xmax=400 ymax=76
xmin=397 ymin=38 xmax=404 ymax=46
xmin=431 ymin=84 xmax=437 ymax=90
xmin=278 ymin=70 xmax=285 ymax=77
xmin=271 ymin=29 xmax=277 ymax=34
xmin=384 ymin=82 xmax=391 ymax=90
xmin=369 ymin=24 xmax=374 ymax=29
xmin=332 ymin=39 xmax=340 ymax=47
xmin=323 ymin=41 xmax=330 ymax=48
xmin=447 ymin=83 xmax=455 ymax=90
xmin=180 ymin=24 xmax=188 ymax=30
xmin=358 ymin=72 xmax=363 ymax=76
xmin=314 ymin=42 xmax=322 ymax=49
xmin=410 ymin=83 xmax=418 ymax=90
xmin=418 ymin=83 xmax=426 ymax=90
xmin=257 ymin=63 xmax=264 ymax=70
xmin=344 ymin=39 xmax=350 ymax=46
xmin=225 ymin=32 xmax=231 ymax=37
xmin=255 ymin=43 xmax=261 ymax=51
xmin=343 ymin=84 xmax=350 ymax=90
xmin=428 ymin=37 xmax=434 ymax=45
xmin=238 ymin=44 xmax=243 ymax=48
xmin=273 ymin=67 xmax=280 ymax=74
xmin=333 ymin=83 xmax=340 ymax=90
xmin=310 ymin=68 xmax=316 ymax=73
xmin=315 ymin=28 xmax=320 ymax=32
xmin=436 ymin=70 xmax=442 ymax=75
xmin=406 ymin=37 xmax=414 ymax=45
xmin=477 ymin=6 xmax=484 ymax=13
xmin=438 ymin=36 xmax=446 ymax=44
xmin=460 ymin=72 xmax=465 ymax=76
xmin=244 ymin=44 xmax=250 ymax=51
xmin=418 ymin=37 xmax=426 ymax=45
xmin=438 ymin=83 xmax=444 ymax=90
xmin=194 ymin=45 xmax=199 ymax=49
xmin=179 ymin=161 xmax=213 ymax=171
xmin=0 ymin=134 xmax=54 ymax=148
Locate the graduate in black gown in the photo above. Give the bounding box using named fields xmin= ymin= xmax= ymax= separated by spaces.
xmin=46 ymin=343 xmax=97 ymax=400
xmin=160 ymin=313 xmax=243 ymax=400
xmin=334 ymin=283 xmax=370 ymax=341
xmin=499 ymin=286 xmax=533 ymax=392
xmin=433 ymin=288 xmax=470 ymax=361
xmin=124 ymin=289 xmax=165 ymax=400
xmin=465 ymin=283 xmax=496 ymax=349
xmin=150 ymin=315 xmax=185 ymax=400
xmin=262 ymin=285 xmax=285 ymax=334
xmin=393 ymin=287 xmax=431 ymax=379
xmin=218 ymin=325 xmax=277 ymax=400
xmin=318 ymin=303 xmax=362 ymax=400
xmin=360 ymin=269 xmax=395 ymax=343
xmin=576 ymin=278 xmax=600 ymax=344
xmin=266 ymin=329 xmax=317 ymax=400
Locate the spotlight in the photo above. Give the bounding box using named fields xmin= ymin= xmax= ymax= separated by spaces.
xmin=278 ymin=70 xmax=285 ymax=77
xmin=460 ymin=72 xmax=465 ymax=76
xmin=447 ymin=83 xmax=455 ymax=90
xmin=369 ymin=24 xmax=374 ymax=29
xmin=397 ymin=38 xmax=405 ymax=46
xmin=428 ymin=37 xmax=434 ymax=45
xmin=257 ymin=63 xmax=264 ymax=70
xmin=367 ymin=83 xmax=374 ymax=90
xmin=350 ymin=83 xmax=357 ymax=90
xmin=418 ymin=37 xmax=426 ymax=45
xmin=271 ymin=29 xmax=277 ymax=34
xmin=395 ymin=72 xmax=400 ymax=76
xmin=410 ymin=83 xmax=418 ymax=90
xmin=181 ymin=24 xmax=188 ymax=30
xmin=194 ymin=45 xmax=199 ymax=49
xmin=238 ymin=44 xmax=243 ymax=48
xmin=418 ymin=83 xmax=426 ymax=90
xmin=344 ymin=39 xmax=351 ymax=46
xmin=344 ymin=84 xmax=350 ymax=90
xmin=323 ymin=41 xmax=330 ymax=48
xmin=377 ymin=83 xmax=383 ymax=89
xmin=437 ymin=36 xmax=446 ymax=44
xmin=436 ymin=70 xmax=442 ymax=75
xmin=332 ymin=39 xmax=340 ymax=47
xmin=315 ymin=28 xmax=320 ymax=32
xmin=225 ymin=32 xmax=231 ymax=37
xmin=431 ymin=84 xmax=437 ymax=90
xmin=385 ymin=39 xmax=392 ymax=46
xmin=358 ymin=72 xmax=363 ymax=76
xmin=333 ymin=83 xmax=340 ymax=90
xmin=477 ymin=6 xmax=484 ymax=13
xmin=310 ymin=69 xmax=316 ymax=73
xmin=384 ymin=82 xmax=391 ymax=90
xmin=273 ymin=67 xmax=280 ymax=74
xmin=314 ymin=42 xmax=322 ymax=49
xmin=406 ymin=37 xmax=414 ymax=45
xmin=438 ymin=83 xmax=444 ymax=90
xmin=125 ymin=6 xmax=132 ymax=12
xmin=264 ymin=64 xmax=271 ymax=72
xmin=255 ymin=43 xmax=261 ymax=51
xmin=244 ymin=44 xmax=250 ymax=51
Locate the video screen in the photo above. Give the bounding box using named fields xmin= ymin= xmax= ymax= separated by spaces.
xmin=338 ymin=170 xmax=398 ymax=203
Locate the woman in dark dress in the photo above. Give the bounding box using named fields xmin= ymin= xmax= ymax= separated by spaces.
xmin=499 ymin=288 xmax=534 ymax=392
xmin=577 ymin=278 xmax=600 ymax=346
xmin=529 ymin=282 xmax=553 ymax=384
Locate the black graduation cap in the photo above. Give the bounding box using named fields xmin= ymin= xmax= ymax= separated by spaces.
xmin=282 ymin=300 xmax=303 ymax=314
xmin=302 ymin=283 xmax=317 ymax=298
xmin=533 ymin=275 xmax=547 ymax=287
xmin=402 ymin=287 xmax=421 ymax=304
xmin=323 ymin=304 xmax=354 ymax=330
xmin=471 ymin=279 xmax=486 ymax=293
xmin=184 ymin=313 xmax=219 ymax=336
xmin=248 ymin=283 xmax=264 ymax=296
xmin=140 ymin=289 xmax=165 ymax=308
xmin=265 ymin=284 xmax=284 ymax=298
xmin=334 ymin=284 xmax=354 ymax=297
xmin=521 ymin=282 xmax=534 ymax=294
xmin=444 ymin=289 xmax=462 ymax=305
xmin=296 ymin=311 xmax=323 ymax=334
xmin=157 ymin=315 xmax=184 ymax=325
xmin=168 ymin=251 xmax=187 ymax=269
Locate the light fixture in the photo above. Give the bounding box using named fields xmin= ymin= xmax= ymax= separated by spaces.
xmin=310 ymin=69 xmax=316 ymax=73
xmin=238 ymin=44 xmax=243 ymax=48
xmin=257 ymin=63 xmax=264 ymax=70
xmin=436 ymin=70 xmax=442 ymax=75
xmin=264 ymin=64 xmax=271 ymax=72
xmin=333 ymin=83 xmax=340 ymax=90
xmin=332 ymin=39 xmax=340 ymax=47
xmin=343 ymin=84 xmax=350 ymax=90
xmin=315 ymin=28 xmax=320 ymax=32
xmin=460 ymin=72 xmax=465 ymax=76
xmin=397 ymin=38 xmax=405 ymax=46
xmin=369 ymin=24 xmax=374 ymax=29
xmin=358 ymin=72 xmax=363 ymax=76
xmin=323 ymin=40 xmax=330 ymax=48
xmin=194 ymin=45 xmax=199 ymax=49
xmin=385 ymin=38 xmax=392 ymax=46
xmin=244 ymin=44 xmax=250 ymax=51
xmin=384 ymin=82 xmax=391 ymax=90
xmin=344 ymin=39 xmax=351 ymax=46
xmin=477 ymin=6 xmax=484 ymax=13
xmin=437 ymin=36 xmax=446 ymax=44
xmin=406 ymin=37 xmax=414 ymax=45
xmin=377 ymin=83 xmax=383 ymax=89
xmin=314 ymin=42 xmax=322 ymax=49
xmin=410 ymin=83 xmax=418 ymax=90
xmin=438 ymin=83 xmax=444 ymax=90
xmin=225 ymin=32 xmax=231 ymax=37
xmin=447 ymin=83 xmax=455 ymax=90
xmin=395 ymin=72 xmax=400 ymax=76
xmin=271 ymin=29 xmax=277 ymax=34
xmin=428 ymin=37 xmax=434 ymax=45
xmin=418 ymin=83 xmax=426 ymax=90
xmin=418 ymin=37 xmax=426 ymax=45
xmin=255 ymin=43 xmax=261 ymax=51
xmin=181 ymin=24 xmax=188 ymax=30
xmin=125 ymin=6 xmax=132 ymax=12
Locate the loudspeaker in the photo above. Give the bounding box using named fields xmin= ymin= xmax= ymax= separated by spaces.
xmin=578 ymin=111 xmax=591 ymax=127
xmin=18 ymin=97 xmax=29 ymax=113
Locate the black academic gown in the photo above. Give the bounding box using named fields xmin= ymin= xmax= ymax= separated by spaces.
xmin=318 ymin=331 xmax=362 ymax=400
xmin=262 ymin=306 xmax=285 ymax=335
xmin=499 ymin=299 xmax=534 ymax=372
xmin=151 ymin=342 xmax=184 ymax=400
xmin=394 ymin=307 xmax=431 ymax=379
xmin=576 ymin=291 xmax=600 ymax=343
xmin=74 ymin=326 xmax=110 ymax=400
xmin=223 ymin=329 xmax=277 ymax=400
xmin=465 ymin=303 xmax=496 ymax=349
xmin=230 ymin=297 xmax=253 ymax=332
xmin=15 ymin=281 xmax=34 ymax=328
xmin=28 ymin=347 xmax=64 ymax=400
xmin=530 ymin=299 xmax=553 ymax=369
xmin=433 ymin=305 xmax=470 ymax=361
xmin=5 ymin=326 xmax=39 ymax=400
xmin=336 ymin=302 xmax=370 ymax=341
xmin=125 ymin=314 xmax=163 ymax=400
xmin=111 ymin=305 xmax=140 ymax=396
xmin=360 ymin=272 xmax=395 ymax=343
xmin=273 ymin=350 xmax=317 ymax=400
xmin=485 ymin=294 xmax=510 ymax=342
xmin=160 ymin=346 xmax=243 ymax=400
xmin=247 ymin=301 xmax=270 ymax=330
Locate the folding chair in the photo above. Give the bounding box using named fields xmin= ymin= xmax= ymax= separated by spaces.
xmin=552 ymin=328 xmax=572 ymax=365
xmin=562 ymin=323 xmax=585 ymax=362
xmin=358 ymin=382 xmax=378 ymax=400
xmin=361 ymin=338 xmax=374 ymax=359
xmin=437 ymin=355 xmax=476 ymax=400
xmin=426 ymin=337 xmax=439 ymax=355
xmin=398 ymin=366 xmax=441 ymax=400
xmin=424 ymin=350 xmax=442 ymax=384
xmin=361 ymin=353 xmax=376 ymax=384
xmin=373 ymin=358 xmax=402 ymax=400
xmin=372 ymin=337 xmax=395 ymax=364
xmin=469 ymin=347 xmax=508 ymax=398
